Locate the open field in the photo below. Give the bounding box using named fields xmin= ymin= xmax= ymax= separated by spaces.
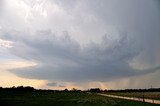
xmin=105 ymin=92 xmax=160 ymax=100
xmin=0 ymin=90 xmax=159 ymax=106
xmin=98 ymin=93 xmax=160 ymax=105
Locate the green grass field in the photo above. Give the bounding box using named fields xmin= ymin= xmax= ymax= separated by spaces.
xmin=105 ymin=92 xmax=160 ymax=100
xmin=0 ymin=90 xmax=159 ymax=106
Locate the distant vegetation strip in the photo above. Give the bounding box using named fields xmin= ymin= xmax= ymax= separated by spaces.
xmin=1 ymin=86 xmax=160 ymax=92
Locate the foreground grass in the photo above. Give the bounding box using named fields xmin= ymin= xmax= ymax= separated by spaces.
xmin=105 ymin=92 xmax=160 ymax=100
xmin=0 ymin=91 xmax=159 ymax=106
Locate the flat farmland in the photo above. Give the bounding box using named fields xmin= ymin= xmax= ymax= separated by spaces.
xmin=0 ymin=90 xmax=159 ymax=106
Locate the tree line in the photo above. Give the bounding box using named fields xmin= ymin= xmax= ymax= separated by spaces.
xmin=0 ymin=86 xmax=160 ymax=93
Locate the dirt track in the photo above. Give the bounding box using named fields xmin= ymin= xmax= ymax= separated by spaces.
xmin=98 ymin=93 xmax=160 ymax=105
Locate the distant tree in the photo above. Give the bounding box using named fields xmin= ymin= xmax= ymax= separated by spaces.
xmin=25 ymin=86 xmax=35 ymax=91
xmin=89 ymin=88 xmax=101 ymax=93
xmin=15 ymin=86 xmax=35 ymax=91
xmin=63 ymin=89 xmax=69 ymax=92
xmin=103 ymin=89 xmax=108 ymax=92
xmin=70 ymin=88 xmax=81 ymax=92
xmin=11 ymin=86 xmax=16 ymax=89
xmin=17 ymin=86 xmax=24 ymax=90
xmin=71 ymin=88 xmax=77 ymax=91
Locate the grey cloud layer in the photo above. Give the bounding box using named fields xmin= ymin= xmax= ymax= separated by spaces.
xmin=47 ymin=82 xmax=66 ymax=87
xmin=0 ymin=0 xmax=160 ymax=87
xmin=1 ymin=30 xmax=159 ymax=83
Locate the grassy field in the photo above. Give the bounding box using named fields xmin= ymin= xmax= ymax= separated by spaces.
xmin=105 ymin=92 xmax=160 ymax=100
xmin=0 ymin=90 xmax=159 ymax=106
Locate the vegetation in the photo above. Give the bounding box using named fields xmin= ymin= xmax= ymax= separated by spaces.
xmin=0 ymin=86 xmax=159 ymax=106
xmin=104 ymin=88 xmax=160 ymax=92
xmin=105 ymin=92 xmax=160 ymax=100
xmin=101 ymin=88 xmax=160 ymax=100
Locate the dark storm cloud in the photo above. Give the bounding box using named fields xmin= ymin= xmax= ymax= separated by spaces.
xmin=1 ymin=30 xmax=159 ymax=83
xmin=0 ymin=0 xmax=160 ymax=86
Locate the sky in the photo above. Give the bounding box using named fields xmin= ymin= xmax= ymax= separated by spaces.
xmin=0 ymin=0 xmax=160 ymax=90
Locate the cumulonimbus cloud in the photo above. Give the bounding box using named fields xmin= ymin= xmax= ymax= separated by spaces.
xmin=0 ymin=30 xmax=159 ymax=83
xmin=0 ymin=0 xmax=160 ymax=88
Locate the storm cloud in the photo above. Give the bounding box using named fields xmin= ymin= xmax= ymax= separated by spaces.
xmin=1 ymin=30 xmax=159 ymax=83
xmin=0 ymin=0 xmax=160 ymax=89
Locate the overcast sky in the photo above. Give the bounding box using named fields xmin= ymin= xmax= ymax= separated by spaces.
xmin=0 ymin=0 xmax=160 ymax=90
